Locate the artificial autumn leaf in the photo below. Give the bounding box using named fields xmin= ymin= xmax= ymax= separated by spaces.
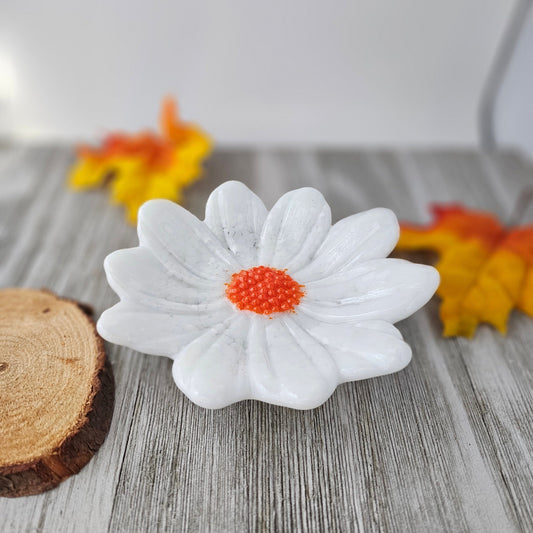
xmin=68 ymin=97 xmax=211 ymax=223
xmin=396 ymin=205 xmax=533 ymax=338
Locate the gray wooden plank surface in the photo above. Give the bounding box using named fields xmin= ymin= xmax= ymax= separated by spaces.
xmin=0 ymin=146 xmax=532 ymax=532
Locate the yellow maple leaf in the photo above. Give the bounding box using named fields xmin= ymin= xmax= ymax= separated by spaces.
xmin=68 ymin=97 xmax=212 ymax=223
xmin=396 ymin=205 xmax=533 ymax=337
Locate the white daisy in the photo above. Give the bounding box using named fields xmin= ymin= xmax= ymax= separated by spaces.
xmin=97 ymin=181 xmax=439 ymax=409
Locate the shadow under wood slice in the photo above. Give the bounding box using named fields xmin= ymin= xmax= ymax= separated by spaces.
xmin=0 ymin=288 xmax=115 ymax=498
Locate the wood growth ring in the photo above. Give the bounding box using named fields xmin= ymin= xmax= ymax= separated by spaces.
xmin=0 ymin=288 xmax=114 ymax=497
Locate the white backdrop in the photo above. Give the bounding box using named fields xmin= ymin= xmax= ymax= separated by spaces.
xmin=0 ymin=0 xmax=513 ymax=145
xmin=493 ymin=2 xmax=533 ymax=158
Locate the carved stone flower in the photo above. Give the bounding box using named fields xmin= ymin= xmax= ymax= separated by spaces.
xmin=97 ymin=181 xmax=439 ymax=409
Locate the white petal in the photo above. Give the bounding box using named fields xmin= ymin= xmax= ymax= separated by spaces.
xmin=258 ymin=188 xmax=331 ymax=272
xmin=294 ymin=315 xmax=412 ymax=380
xmin=138 ymin=199 xmax=239 ymax=285
xmin=97 ymin=301 xmax=233 ymax=358
xmin=104 ymin=247 xmax=225 ymax=310
xmin=172 ymin=315 xmax=250 ymax=409
xmin=357 ymin=319 xmax=403 ymax=339
xmin=204 ymin=181 xmax=268 ymax=268
xmin=295 ymin=208 xmax=399 ymax=282
xmin=300 ymin=259 xmax=439 ymax=323
xmin=247 ymin=315 xmax=338 ymax=409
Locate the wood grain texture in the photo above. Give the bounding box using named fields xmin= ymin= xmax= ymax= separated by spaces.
xmin=0 ymin=145 xmax=532 ymax=532
xmin=0 ymin=288 xmax=113 ymax=497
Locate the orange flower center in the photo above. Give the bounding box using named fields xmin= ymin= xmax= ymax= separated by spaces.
xmin=225 ymin=266 xmax=305 ymax=315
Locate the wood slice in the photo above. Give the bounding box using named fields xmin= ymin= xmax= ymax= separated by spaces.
xmin=0 ymin=288 xmax=114 ymax=497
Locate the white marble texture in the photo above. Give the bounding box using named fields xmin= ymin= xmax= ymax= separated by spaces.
xmin=97 ymin=181 xmax=439 ymax=409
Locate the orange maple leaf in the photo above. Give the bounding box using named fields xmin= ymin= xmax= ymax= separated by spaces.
xmin=69 ymin=97 xmax=211 ymax=223
xmin=396 ymin=205 xmax=533 ymax=338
